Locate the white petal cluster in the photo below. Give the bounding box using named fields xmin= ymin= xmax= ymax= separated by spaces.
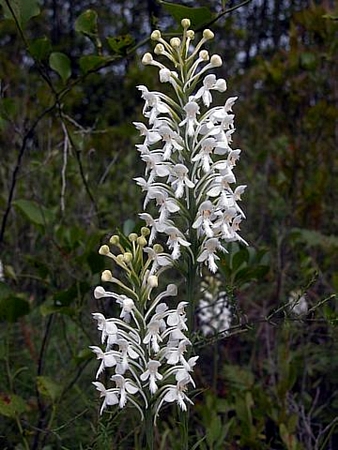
xmin=91 ymin=232 xmax=198 ymax=418
xmin=198 ymin=276 xmax=232 ymax=336
xmin=135 ymin=20 xmax=247 ymax=273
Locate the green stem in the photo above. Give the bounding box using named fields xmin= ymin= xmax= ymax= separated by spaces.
xmin=179 ymin=408 xmax=189 ymax=450
xmin=144 ymin=407 xmax=154 ymax=450
xmin=186 ymin=257 xmax=198 ymax=332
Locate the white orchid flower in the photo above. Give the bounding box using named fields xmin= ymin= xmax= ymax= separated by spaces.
xmin=159 ymin=377 xmax=194 ymax=412
xmin=110 ymin=374 xmax=139 ymax=408
xmin=170 ymin=164 xmax=195 ymax=198
xmin=179 ymin=101 xmax=200 ymax=136
xmin=89 ymin=346 xmax=118 ymax=378
xmin=92 ymin=382 xmax=119 ymax=414
xmin=143 ymin=319 xmax=163 ymax=353
xmin=193 ymin=74 xmax=227 ymax=107
xmin=140 ymin=360 xmax=163 ymax=394
xmin=192 ymin=200 xmax=215 ymax=238
xmin=197 ymin=237 xmax=226 ymax=273
xmin=164 ymin=226 xmax=191 ymax=259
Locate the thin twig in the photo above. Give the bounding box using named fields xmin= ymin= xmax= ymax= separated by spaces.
xmin=0 ymin=104 xmax=56 ymax=247
xmin=60 ymin=121 xmax=70 ymax=213
xmin=32 ymin=314 xmax=54 ymax=450
xmin=195 ymin=0 xmax=253 ymax=31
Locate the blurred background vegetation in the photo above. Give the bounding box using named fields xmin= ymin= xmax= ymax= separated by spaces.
xmin=0 ymin=0 xmax=337 ymax=448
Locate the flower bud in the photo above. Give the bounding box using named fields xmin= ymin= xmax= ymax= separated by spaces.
xmin=170 ymin=37 xmax=181 ymax=48
xmin=167 ymin=284 xmax=178 ymax=296
xmin=109 ymin=235 xmax=119 ymax=245
xmin=128 ymin=233 xmax=138 ymax=242
xmin=159 ymin=68 xmax=170 ymax=82
xmin=94 ymin=286 xmax=106 ymax=299
xmin=141 ymin=227 xmax=150 ymax=237
xmin=199 ymin=50 xmax=209 ymax=61
xmin=148 ymin=275 xmax=158 ymax=288
xmin=123 ymin=252 xmax=133 ymax=264
xmin=186 ymin=30 xmax=195 ymax=40
xmin=210 ymin=54 xmax=222 ymax=67
xmin=101 ymin=270 xmax=113 ymax=282
xmin=153 ymin=243 xmax=164 ymax=253
xmin=154 ymin=43 xmax=165 ymax=55
xmin=142 ymin=53 xmax=153 ymax=65
xmin=181 ymin=18 xmax=191 ymax=29
xmin=137 ymin=236 xmax=147 ymax=247
xmin=203 ymin=29 xmax=214 ymax=40
xmin=123 ymin=298 xmax=135 ymax=312
xmin=99 ymin=245 xmax=110 ymax=255
xmin=116 ymin=254 xmax=125 ymax=264
xmin=217 ymin=79 xmax=227 ymax=92
xmin=151 ymin=30 xmax=161 ymax=41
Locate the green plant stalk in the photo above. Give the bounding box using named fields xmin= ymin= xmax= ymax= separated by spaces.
xmin=179 ymin=407 xmax=189 ymax=450
xmin=144 ymin=407 xmax=154 ymax=450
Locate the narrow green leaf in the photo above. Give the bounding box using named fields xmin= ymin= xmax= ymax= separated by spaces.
xmin=322 ymin=13 xmax=338 ymax=20
xmin=106 ymin=34 xmax=134 ymax=54
xmin=13 ymin=199 xmax=53 ymax=227
xmin=49 ymin=52 xmax=71 ymax=83
xmin=206 ymin=414 xmax=222 ymax=445
xmin=0 ymin=0 xmax=40 ymax=26
xmin=159 ymin=1 xmax=213 ymax=28
xmin=75 ymin=9 xmax=99 ymax=36
xmin=190 ymin=436 xmax=207 ymax=450
xmin=36 ymin=376 xmax=62 ymax=402
xmin=29 ymin=37 xmax=51 ymax=61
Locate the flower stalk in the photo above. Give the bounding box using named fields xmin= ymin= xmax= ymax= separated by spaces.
xmin=90 ymin=17 xmax=247 ymax=440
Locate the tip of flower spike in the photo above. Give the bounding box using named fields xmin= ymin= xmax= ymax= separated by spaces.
xmin=203 ymin=29 xmax=214 ymax=40
xmin=99 ymin=245 xmax=110 ymax=255
xmin=101 ymin=270 xmax=113 ymax=282
xmin=151 ymin=30 xmax=161 ymax=41
xmin=142 ymin=53 xmax=153 ymax=65
xmin=210 ymin=54 xmax=222 ymax=67
xmin=181 ymin=18 xmax=190 ymax=29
